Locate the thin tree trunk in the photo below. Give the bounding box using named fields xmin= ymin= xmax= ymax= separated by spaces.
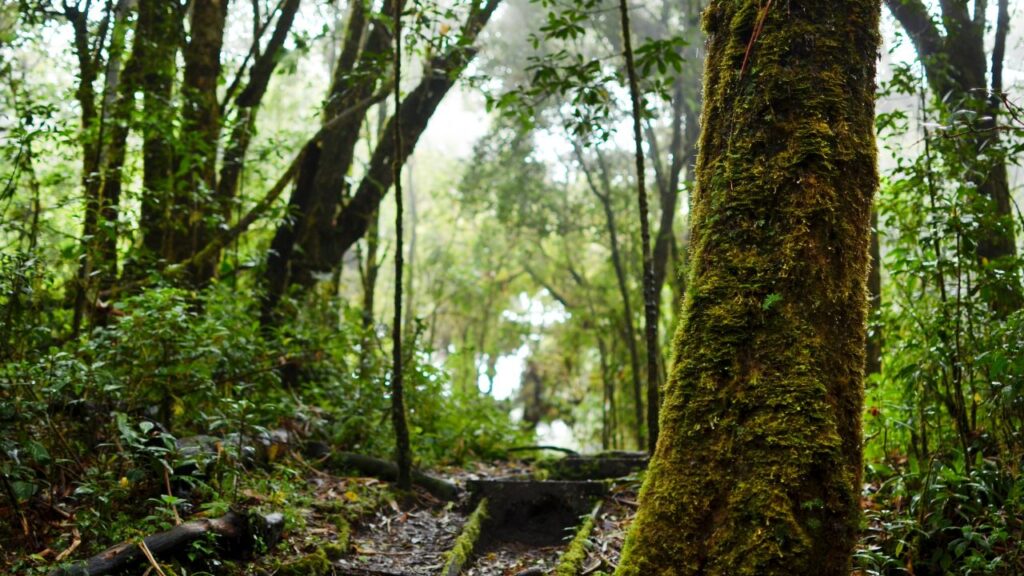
xmin=390 ymin=5 xmax=412 ymax=491
xmin=65 ymin=1 xmax=105 ymax=333
xmin=358 ymin=209 xmax=381 ymax=371
xmin=615 ymin=1 xmax=879 ymax=573
xmin=574 ymin=144 xmax=646 ymax=451
xmin=867 ymin=210 xmax=882 ymax=376
xmin=403 ymin=161 xmax=418 ymax=347
xmin=617 ymin=0 xmax=660 ymax=455
xmin=598 ymin=335 xmax=613 ymax=451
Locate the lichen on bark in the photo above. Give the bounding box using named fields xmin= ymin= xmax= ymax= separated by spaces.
xmin=614 ymin=1 xmax=880 ymax=575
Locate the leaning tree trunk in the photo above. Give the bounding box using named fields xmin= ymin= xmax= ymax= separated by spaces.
xmin=615 ymin=1 xmax=879 ymax=574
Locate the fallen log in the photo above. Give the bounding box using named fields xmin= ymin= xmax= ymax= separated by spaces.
xmin=322 ymin=451 xmax=460 ymax=501
xmin=49 ymin=511 xmax=283 ymax=576
xmin=553 ymin=502 xmax=602 ymax=576
xmin=440 ymin=497 xmax=488 ymax=576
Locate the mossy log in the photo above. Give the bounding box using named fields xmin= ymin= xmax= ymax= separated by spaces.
xmin=614 ymin=1 xmax=880 ymax=574
xmin=49 ymin=511 xmax=283 ymax=576
xmin=440 ymin=497 xmax=488 ymax=576
xmin=323 ymin=451 xmax=460 ymax=501
xmin=554 ymin=503 xmax=601 ymax=576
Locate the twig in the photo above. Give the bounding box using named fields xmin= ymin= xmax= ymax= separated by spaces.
xmin=612 ymin=495 xmax=639 ymax=508
xmin=163 ymin=467 xmax=181 ymax=526
xmin=506 ymin=445 xmax=580 ymax=456
xmin=54 ymin=528 xmax=81 ymax=562
xmin=138 ymin=540 xmax=168 ymax=576
xmin=739 ymin=0 xmax=773 ymax=79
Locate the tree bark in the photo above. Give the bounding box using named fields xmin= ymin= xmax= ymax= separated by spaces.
xmin=615 ymin=1 xmax=879 ymax=573
xmin=135 ymin=0 xmax=183 ymax=270
xmin=617 ymin=0 xmax=661 ymax=455
xmin=177 ymin=0 xmax=229 ymax=283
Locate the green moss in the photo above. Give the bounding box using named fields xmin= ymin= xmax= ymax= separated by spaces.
xmin=327 ymin=513 xmax=351 ymax=552
xmin=276 ymin=548 xmax=330 ymax=576
xmin=554 ymin=515 xmax=595 ymax=576
xmin=322 ymin=541 xmax=346 ymax=560
xmin=311 ymin=499 xmax=345 ymax=514
xmin=614 ymin=1 xmax=880 ymax=575
xmin=441 ymin=498 xmax=488 ymax=576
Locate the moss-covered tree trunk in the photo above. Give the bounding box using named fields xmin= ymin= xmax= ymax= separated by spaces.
xmin=614 ymin=1 xmax=879 ymax=575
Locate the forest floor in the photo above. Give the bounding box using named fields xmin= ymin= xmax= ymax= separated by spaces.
xmin=20 ymin=456 xmax=642 ymax=576
xmin=261 ymin=458 xmax=640 ymax=576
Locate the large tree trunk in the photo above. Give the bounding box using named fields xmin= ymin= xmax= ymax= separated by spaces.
xmin=135 ymin=0 xmax=182 ymax=271
xmin=176 ymin=0 xmax=229 ymax=283
xmin=614 ymin=1 xmax=879 ymax=574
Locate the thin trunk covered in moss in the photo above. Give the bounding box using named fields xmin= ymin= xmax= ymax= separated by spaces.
xmin=615 ymin=1 xmax=879 ymax=575
xmin=390 ymin=2 xmax=412 ymax=492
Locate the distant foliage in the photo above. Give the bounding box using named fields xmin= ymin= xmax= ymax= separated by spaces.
xmin=859 ymin=61 xmax=1024 ymax=575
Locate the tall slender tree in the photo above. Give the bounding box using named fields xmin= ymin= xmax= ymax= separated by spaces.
xmin=615 ymin=0 xmax=880 ymax=573
xmin=616 ymin=0 xmax=661 ymax=454
xmin=391 ymin=0 xmax=412 ymax=491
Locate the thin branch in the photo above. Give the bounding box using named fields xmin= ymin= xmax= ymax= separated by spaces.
xmin=221 ymin=0 xmax=285 ymax=113
xmin=991 ymin=0 xmax=1009 ymax=96
xmin=884 ymin=0 xmax=945 ymax=64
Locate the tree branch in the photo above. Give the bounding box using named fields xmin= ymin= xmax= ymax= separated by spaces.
xmin=884 ymin=0 xmax=944 ymax=64
xmin=991 ymin=0 xmax=1009 ymax=96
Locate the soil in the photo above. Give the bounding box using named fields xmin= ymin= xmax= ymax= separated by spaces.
xmin=335 ymin=502 xmax=464 ymax=575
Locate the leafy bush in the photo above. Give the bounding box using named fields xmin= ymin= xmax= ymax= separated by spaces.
xmin=858 ymin=462 xmax=1024 ymax=576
